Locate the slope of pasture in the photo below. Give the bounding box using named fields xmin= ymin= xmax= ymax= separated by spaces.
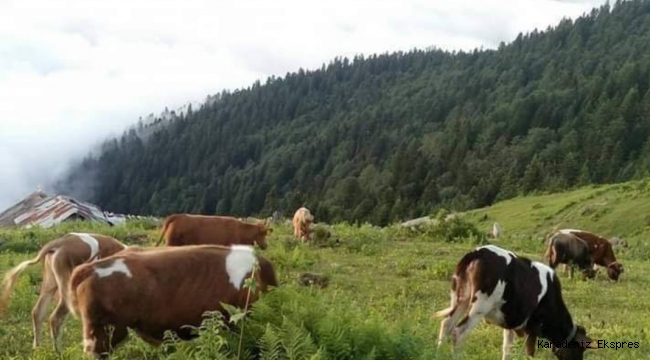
xmin=466 ymin=180 xmax=650 ymax=246
xmin=0 ymin=209 xmax=648 ymax=359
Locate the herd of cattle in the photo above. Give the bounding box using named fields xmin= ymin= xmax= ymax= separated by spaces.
xmin=0 ymin=206 xmax=625 ymax=360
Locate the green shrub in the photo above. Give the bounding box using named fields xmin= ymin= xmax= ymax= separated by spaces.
xmin=421 ymin=209 xmax=487 ymax=243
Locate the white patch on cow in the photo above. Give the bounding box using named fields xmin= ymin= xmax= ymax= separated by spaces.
xmin=70 ymin=233 xmax=99 ymax=260
xmin=531 ymin=261 xmax=554 ymax=303
xmin=226 ymin=245 xmax=257 ymax=290
xmin=559 ymin=229 xmax=583 ymax=235
xmin=94 ymin=259 xmax=132 ymax=278
xmin=453 ymin=280 xmax=507 ymax=346
xmin=478 ymin=245 xmax=515 ymax=264
xmin=481 ymin=280 xmax=508 ymax=326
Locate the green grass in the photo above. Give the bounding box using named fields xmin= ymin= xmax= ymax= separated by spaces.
xmin=1 ymin=181 xmax=650 ymax=359
xmin=466 ymin=179 xmax=650 ymax=243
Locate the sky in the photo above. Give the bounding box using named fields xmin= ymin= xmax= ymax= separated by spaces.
xmin=0 ymin=0 xmax=610 ymax=211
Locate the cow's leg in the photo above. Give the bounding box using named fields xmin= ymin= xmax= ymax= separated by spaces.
xmin=299 ymin=226 xmax=307 ymax=242
xmin=452 ymin=303 xmax=489 ymax=348
xmin=293 ymin=219 xmax=300 ymax=238
xmin=524 ymin=333 xmax=538 ymax=357
xmin=32 ymin=257 xmax=57 ymax=349
xmin=107 ymin=325 xmax=129 ymax=353
xmin=50 ymin=261 xmax=72 ymax=352
xmin=452 ymin=283 xmax=504 ymax=348
xmin=562 ymin=264 xmax=569 ymax=276
xmin=502 ymin=329 xmax=515 ymax=360
xmin=569 ymin=265 xmax=574 ymax=280
xmin=49 ymin=296 xmax=69 ymax=352
xmin=437 ymin=292 xmax=468 ymax=347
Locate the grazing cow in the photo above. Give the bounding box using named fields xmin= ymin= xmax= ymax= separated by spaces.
xmin=545 ymin=233 xmax=596 ymax=279
xmin=0 ymin=233 xmax=126 ymax=352
xmin=436 ymin=245 xmax=595 ymax=360
xmin=492 ymin=222 xmax=502 ymax=239
xmin=292 ymin=207 xmax=314 ymax=241
xmin=69 ymin=245 xmax=278 ymax=359
xmin=155 ymin=214 xmax=271 ymax=249
xmin=558 ymin=229 xmax=624 ymax=281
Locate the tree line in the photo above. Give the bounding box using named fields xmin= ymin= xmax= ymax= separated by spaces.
xmin=57 ymin=0 xmax=650 ymax=226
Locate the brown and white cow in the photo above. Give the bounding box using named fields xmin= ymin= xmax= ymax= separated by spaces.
xmin=557 ymin=229 xmax=624 ymax=281
xmin=436 ymin=245 xmax=596 ymax=360
xmin=68 ymin=244 xmax=278 ymax=359
xmin=0 ymin=233 xmax=127 ymax=352
xmin=292 ymin=207 xmax=314 ymax=241
xmin=155 ymin=214 xmax=271 ymax=249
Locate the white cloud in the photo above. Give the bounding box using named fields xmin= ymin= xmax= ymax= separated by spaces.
xmin=0 ymin=0 xmax=608 ymax=210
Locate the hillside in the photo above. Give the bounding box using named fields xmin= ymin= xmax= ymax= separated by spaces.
xmin=467 ymin=178 xmax=650 ymax=243
xmin=0 ymin=180 xmax=648 ymax=359
xmin=59 ymin=0 xmax=650 ymax=225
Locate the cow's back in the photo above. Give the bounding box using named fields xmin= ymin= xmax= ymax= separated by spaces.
xmin=567 ymin=230 xmax=615 ymax=265
xmin=164 ymin=214 xmax=242 ymax=246
xmin=72 ymin=245 xmax=273 ymax=342
xmin=53 ymin=233 xmax=125 ymax=265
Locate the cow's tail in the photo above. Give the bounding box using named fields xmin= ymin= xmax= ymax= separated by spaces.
xmin=544 ymin=233 xmax=558 ymax=261
xmin=434 ymin=305 xmax=456 ymax=318
xmin=155 ymin=217 xmax=172 ymax=246
xmin=68 ymin=264 xmax=96 ymax=318
xmin=434 ymin=252 xmax=479 ymax=319
xmin=434 ymin=274 xmax=466 ymax=319
xmin=0 ymin=242 xmax=57 ymax=316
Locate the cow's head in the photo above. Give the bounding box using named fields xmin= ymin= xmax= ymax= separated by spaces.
xmin=607 ymin=262 xmax=624 ymax=281
xmin=252 ymin=221 xmax=272 ymax=250
xmin=553 ymin=325 xmax=596 ymax=360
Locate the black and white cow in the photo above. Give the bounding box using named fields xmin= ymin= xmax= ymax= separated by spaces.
xmin=436 ymin=245 xmax=596 ymax=360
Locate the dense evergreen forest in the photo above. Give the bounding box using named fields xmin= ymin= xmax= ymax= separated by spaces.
xmin=57 ymin=0 xmax=650 ymax=225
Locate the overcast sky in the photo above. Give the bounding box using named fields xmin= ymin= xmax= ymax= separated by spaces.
xmin=0 ymin=0 xmax=609 ymax=211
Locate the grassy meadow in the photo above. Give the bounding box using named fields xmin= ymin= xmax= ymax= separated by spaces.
xmin=1 ymin=181 xmax=650 ymax=359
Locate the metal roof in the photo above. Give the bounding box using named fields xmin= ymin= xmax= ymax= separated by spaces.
xmin=0 ymin=190 xmax=49 ymax=226
xmin=0 ymin=191 xmax=113 ymax=229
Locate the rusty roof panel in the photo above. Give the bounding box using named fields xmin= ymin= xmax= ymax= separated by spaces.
xmin=9 ymin=194 xmax=112 ymax=229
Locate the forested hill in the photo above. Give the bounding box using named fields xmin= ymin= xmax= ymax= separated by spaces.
xmin=57 ymin=0 xmax=650 ymax=225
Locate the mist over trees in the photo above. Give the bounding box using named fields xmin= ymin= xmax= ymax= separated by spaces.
xmin=58 ymin=0 xmax=650 ymax=225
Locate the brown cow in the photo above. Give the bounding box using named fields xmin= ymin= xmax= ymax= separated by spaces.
xmin=557 ymin=229 xmax=624 ymax=281
xmin=68 ymin=244 xmax=278 ymax=359
xmin=155 ymin=214 xmax=271 ymax=249
xmin=292 ymin=207 xmax=314 ymax=241
xmin=0 ymin=233 xmax=127 ymax=352
xmin=545 ymin=232 xmax=596 ymax=280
